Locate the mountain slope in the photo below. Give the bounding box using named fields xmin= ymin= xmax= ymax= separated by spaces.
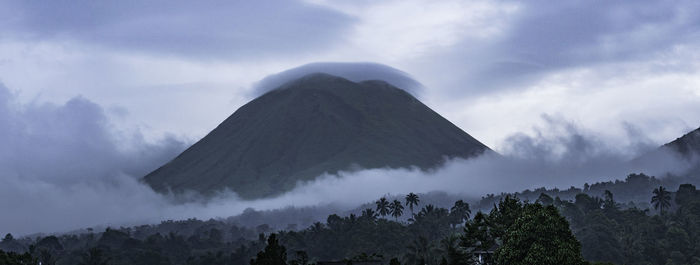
xmin=663 ymin=126 xmax=700 ymax=158
xmin=143 ymin=73 xmax=489 ymax=199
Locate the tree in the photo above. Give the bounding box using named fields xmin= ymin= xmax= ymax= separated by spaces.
xmin=405 ymin=193 xmax=420 ymax=215
xmin=460 ymin=211 xmax=494 ymax=263
xmin=78 ymin=248 xmax=110 ymax=265
xmin=250 ymin=233 xmax=287 ymax=265
xmin=389 ymin=257 xmax=401 ymax=265
xmin=376 ymin=197 xmax=390 ymax=218
xmin=361 ymin=208 xmax=378 ymax=222
xmin=651 ymin=186 xmax=672 ymax=214
xmin=390 ymin=200 xmax=404 ymax=221
xmin=449 ymin=200 xmax=471 ymax=227
xmin=488 ymin=195 xmax=523 ymax=239
xmin=536 ymin=193 xmax=554 ymax=206
xmin=0 ymin=249 xmax=35 ymax=265
xmin=602 ymin=190 xmax=617 ymax=210
xmin=38 ymin=248 xmax=58 ymax=265
xmin=675 ymin=184 xmax=697 ymax=206
xmin=404 ymin=236 xmax=436 ymax=265
xmin=574 ymin=193 xmax=603 ymax=213
xmin=289 ymin=251 xmax=309 ymax=265
xmin=494 ymin=204 xmax=586 ymax=265
xmin=440 ymin=234 xmax=468 ymax=265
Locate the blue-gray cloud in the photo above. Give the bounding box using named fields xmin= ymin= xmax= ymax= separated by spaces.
xmin=0 ymin=83 xmax=186 ymax=184
xmin=252 ymin=62 xmax=424 ymax=97
xmin=0 ymin=0 xmax=355 ymax=60
xmin=431 ymin=0 xmax=700 ymax=94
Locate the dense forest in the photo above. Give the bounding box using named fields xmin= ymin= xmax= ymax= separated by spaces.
xmin=2 ymin=173 xmax=700 ymax=265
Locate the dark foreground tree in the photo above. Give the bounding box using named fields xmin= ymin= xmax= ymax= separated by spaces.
xmin=0 ymin=249 xmax=36 ymax=265
xmin=390 ymin=200 xmax=405 ymax=221
xmin=78 ymin=248 xmax=110 ymax=265
xmin=289 ymin=251 xmax=309 ymax=265
xmin=405 ymin=193 xmax=420 ymax=215
xmin=376 ymin=197 xmax=390 ymax=218
xmin=495 ymin=204 xmax=586 ymax=265
xmin=449 ymin=200 xmax=471 ymax=227
xmin=651 ymin=186 xmax=671 ymax=214
xmin=250 ymin=233 xmax=287 ymax=265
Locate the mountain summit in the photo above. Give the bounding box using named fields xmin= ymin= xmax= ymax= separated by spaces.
xmin=143 ymin=73 xmax=489 ymax=199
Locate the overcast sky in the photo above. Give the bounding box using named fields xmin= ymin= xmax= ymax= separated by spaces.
xmin=1 ymin=0 xmax=699 ymax=149
xmin=2 ymin=0 xmax=700 ymax=235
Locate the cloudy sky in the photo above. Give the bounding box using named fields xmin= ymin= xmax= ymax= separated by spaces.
xmin=2 ymin=0 xmax=700 ymax=235
xmin=1 ymin=0 xmax=699 ymax=150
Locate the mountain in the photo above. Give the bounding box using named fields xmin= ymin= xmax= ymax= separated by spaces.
xmin=663 ymin=126 xmax=700 ymax=158
xmin=143 ymin=73 xmax=490 ymax=199
xmin=631 ymin=126 xmax=700 ymax=178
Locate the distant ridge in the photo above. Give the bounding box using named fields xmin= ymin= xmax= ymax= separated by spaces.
xmin=663 ymin=126 xmax=700 ymax=158
xmin=143 ymin=73 xmax=490 ymax=199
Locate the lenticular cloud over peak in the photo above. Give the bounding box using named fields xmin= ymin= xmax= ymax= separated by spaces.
xmin=252 ymin=62 xmax=424 ymax=97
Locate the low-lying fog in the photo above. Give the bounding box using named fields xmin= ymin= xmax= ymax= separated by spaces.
xmin=0 ymin=65 xmax=695 ymax=236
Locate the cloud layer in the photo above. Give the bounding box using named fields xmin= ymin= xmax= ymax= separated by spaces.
xmin=1 ymin=0 xmax=354 ymax=60
xmin=1 ymin=0 xmax=699 ymax=148
xmin=0 ymin=84 xmax=691 ymax=236
xmin=252 ymin=62 xmax=424 ymax=96
xmin=0 ymin=0 xmax=699 ymax=237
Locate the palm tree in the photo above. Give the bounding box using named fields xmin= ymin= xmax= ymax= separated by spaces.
xmin=308 ymin=222 xmax=324 ymax=234
xmin=421 ymin=204 xmax=435 ymax=215
xmin=361 ymin=208 xmax=378 ymax=222
xmin=449 ymin=200 xmax=471 ymax=227
xmin=405 ymin=192 xmax=420 ymax=215
xmin=390 ymin=199 xmax=404 ymax=221
xmin=376 ymin=197 xmax=390 ymax=218
xmin=651 ymin=186 xmax=672 ymax=214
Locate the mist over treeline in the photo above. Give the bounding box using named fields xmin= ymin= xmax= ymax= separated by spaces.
xmin=4 ymin=180 xmax=700 ymax=265
xmin=0 ymin=78 xmax=698 ymax=236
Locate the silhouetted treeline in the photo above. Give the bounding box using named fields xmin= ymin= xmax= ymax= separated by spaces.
xmin=3 ymin=176 xmax=700 ymax=264
xmin=475 ymin=173 xmax=696 ymax=211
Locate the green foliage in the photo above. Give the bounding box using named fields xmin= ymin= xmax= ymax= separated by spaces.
xmin=448 ymin=200 xmax=471 ymax=227
xmin=488 ymin=195 xmax=523 ymax=239
xmin=389 ymin=257 xmax=401 ymax=265
xmin=404 ymin=236 xmax=437 ymax=265
xmin=0 ymin=249 xmax=36 ymax=265
xmin=536 ymin=193 xmax=554 ymax=205
xmin=78 ymin=248 xmax=111 ymax=265
xmin=495 ymin=203 xmax=586 ymax=265
xmin=460 ymin=211 xmax=494 ymax=256
xmin=289 ymin=251 xmax=309 ymax=265
xmin=250 ymin=234 xmax=287 ymax=265
xmin=8 ymin=183 xmax=700 ymax=265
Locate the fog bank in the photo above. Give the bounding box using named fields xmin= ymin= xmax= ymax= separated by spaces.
xmin=0 ymin=83 xmax=695 ymax=236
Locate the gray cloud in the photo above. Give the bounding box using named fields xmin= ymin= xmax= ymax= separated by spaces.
xmin=0 ymin=82 xmax=186 ymax=186
xmin=429 ymin=0 xmax=700 ymax=95
xmin=252 ymin=62 xmax=424 ymax=97
xmin=0 ymin=0 xmax=355 ymax=60
xmin=1 ymin=97 xmax=692 ymax=236
xmin=0 ymin=0 xmax=698 ymax=237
